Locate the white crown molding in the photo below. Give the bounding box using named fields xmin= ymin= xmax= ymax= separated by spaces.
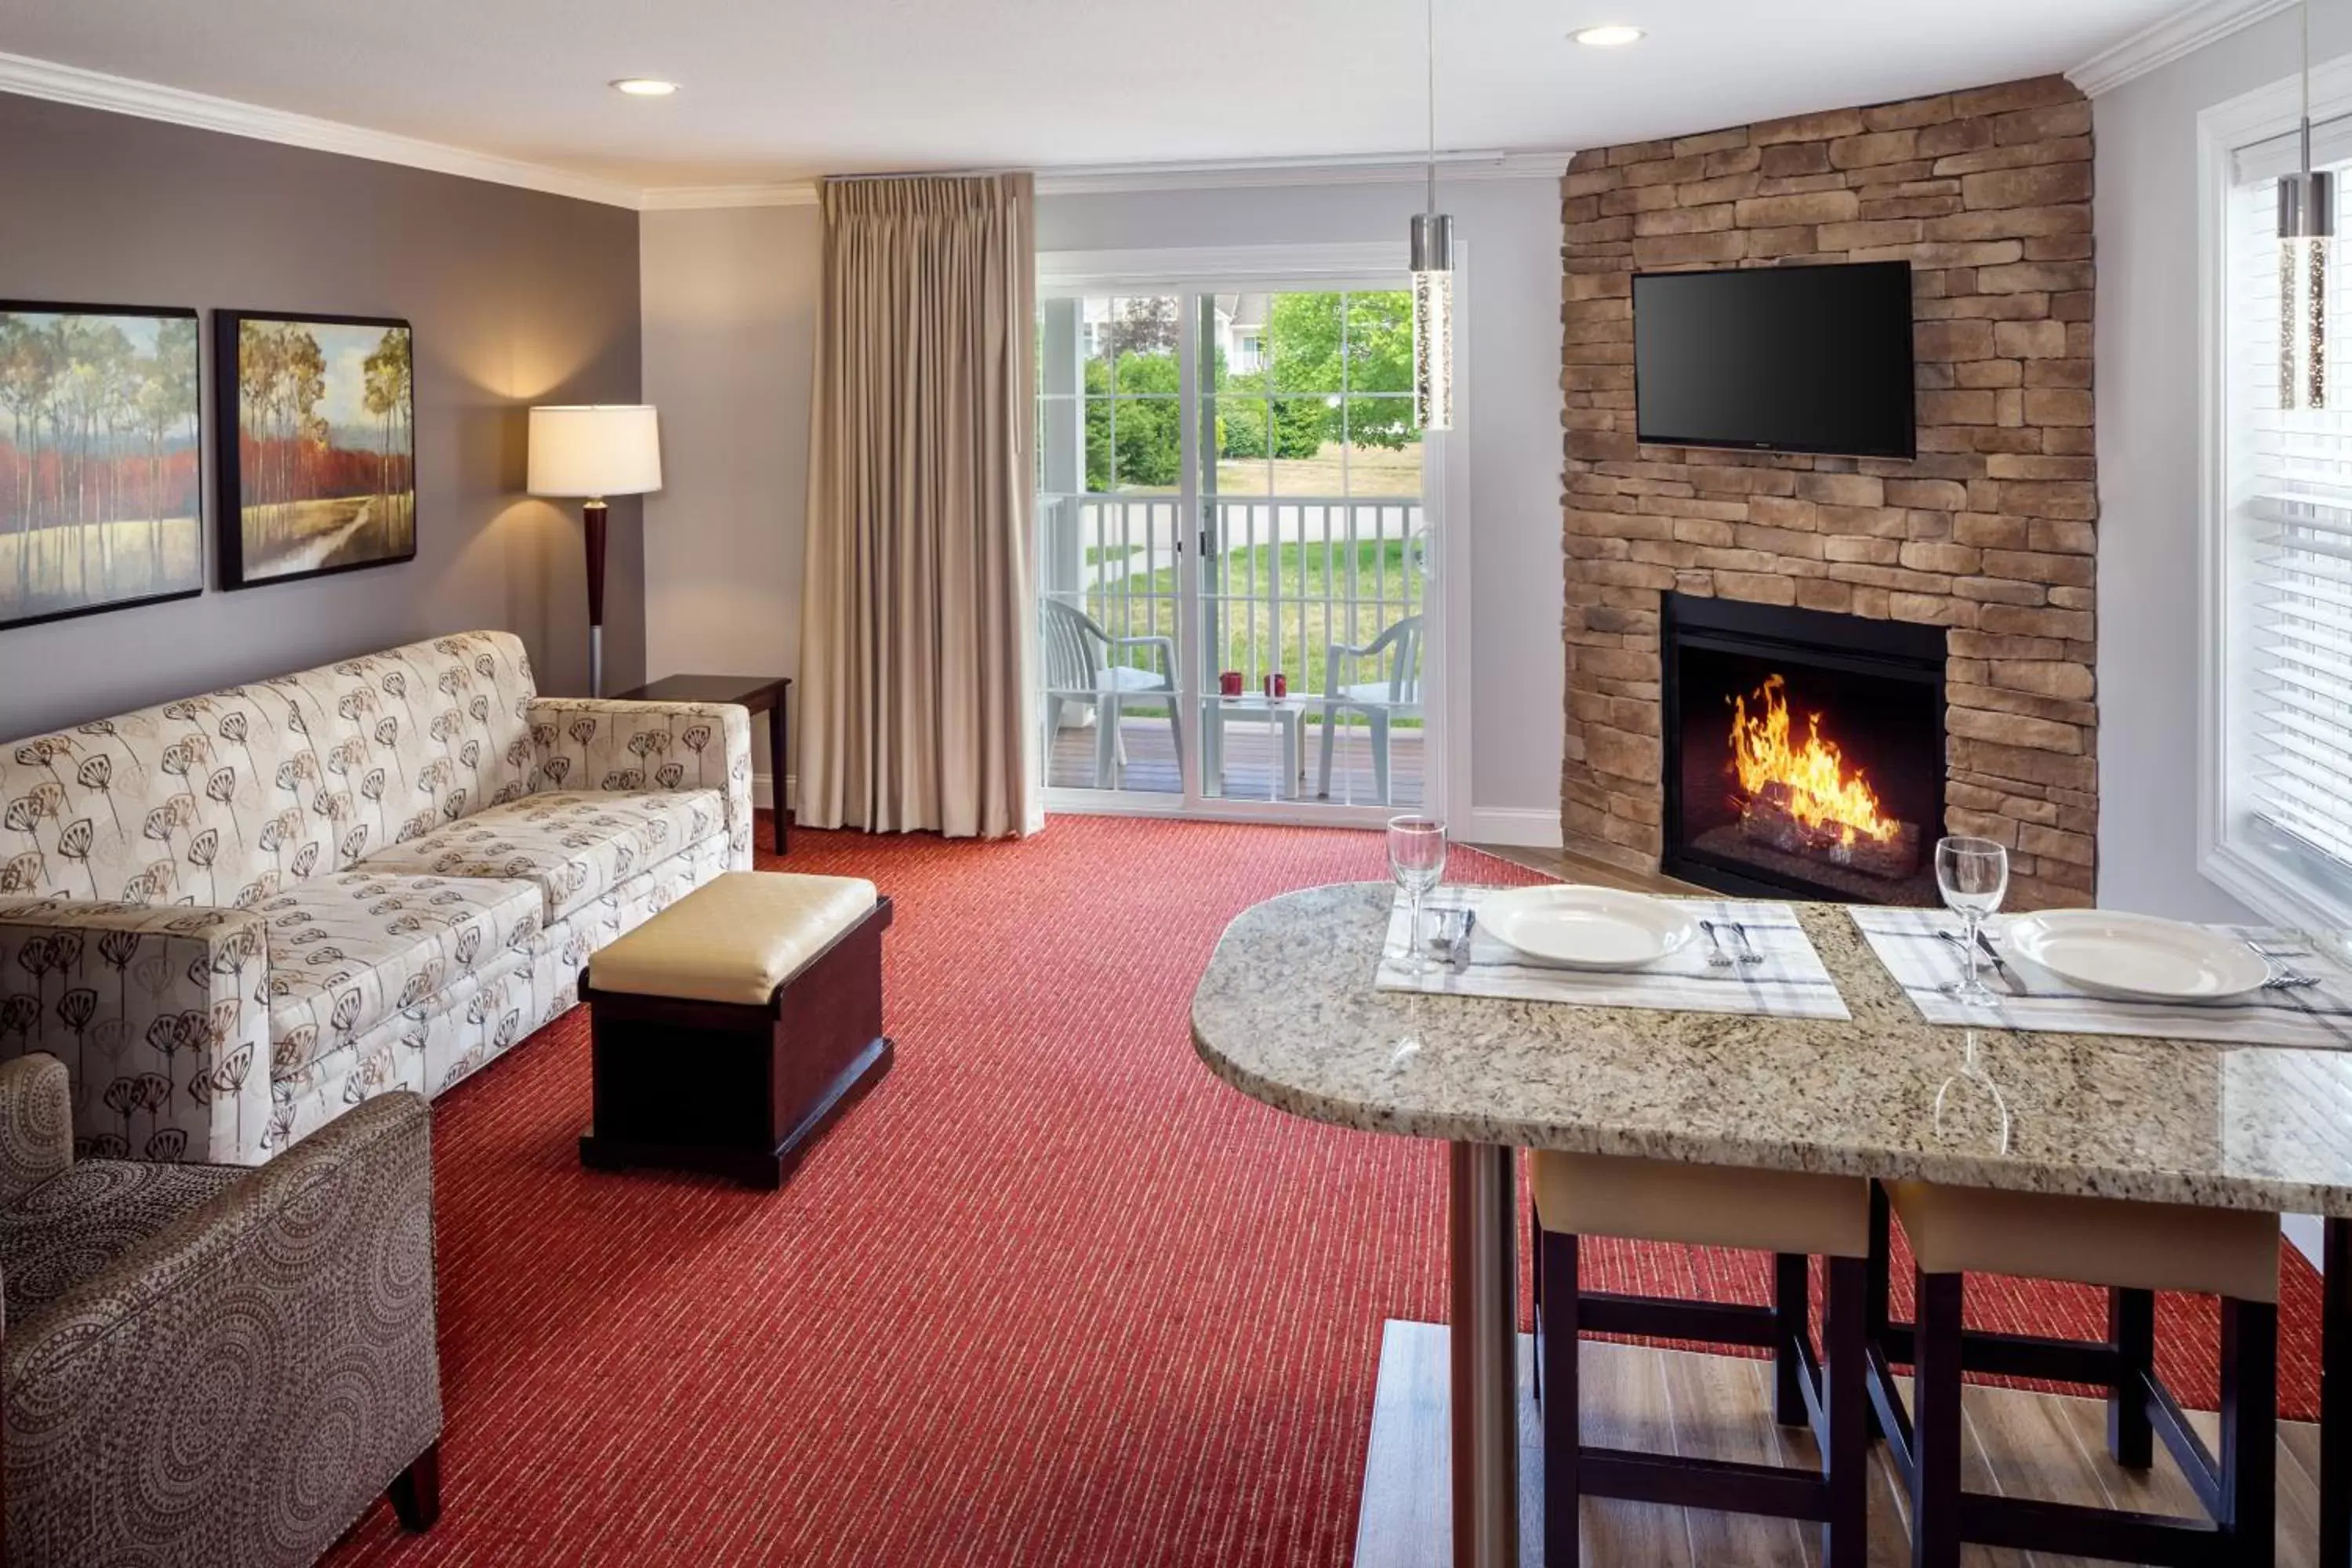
xmin=640 ymin=182 xmax=818 ymax=210
xmin=0 ymin=49 xmax=644 ymax=209
xmin=639 ymin=149 xmax=1574 ymax=212
xmin=2068 ymin=0 xmax=2298 ymax=97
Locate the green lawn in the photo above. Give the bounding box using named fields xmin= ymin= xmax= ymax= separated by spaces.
xmin=1078 ymin=540 xmax=1422 ymax=719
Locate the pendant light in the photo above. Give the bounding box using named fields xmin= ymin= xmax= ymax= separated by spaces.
xmin=1410 ymin=0 xmax=1455 ymax=431
xmin=2281 ymin=0 xmax=2335 ymax=411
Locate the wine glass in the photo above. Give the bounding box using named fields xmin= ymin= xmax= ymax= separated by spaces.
xmin=1935 ymin=835 xmax=2009 ymax=1006
xmin=1388 ymin=815 xmax=1449 ymax=978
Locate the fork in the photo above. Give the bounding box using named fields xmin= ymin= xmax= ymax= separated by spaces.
xmin=1726 ymin=920 xmax=1765 ymax=965
xmin=1698 ymin=920 xmax=1736 ymax=969
xmin=2247 ymin=938 xmax=2324 ymax=989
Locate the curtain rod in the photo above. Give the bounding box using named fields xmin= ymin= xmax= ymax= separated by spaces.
xmin=2239 ymin=104 xmax=2352 ymax=158
xmin=822 ymin=168 xmax=1025 ymax=184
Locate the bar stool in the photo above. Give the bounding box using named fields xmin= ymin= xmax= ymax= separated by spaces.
xmin=1531 ymin=1149 xmax=1875 ymax=1567
xmin=1871 ymin=1180 xmax=2280 ymax=1568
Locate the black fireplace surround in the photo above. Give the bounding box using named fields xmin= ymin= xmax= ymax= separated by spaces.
xmin=1661 ymin=593 xmax=1947 ymax=905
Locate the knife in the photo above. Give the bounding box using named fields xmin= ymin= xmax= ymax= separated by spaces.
xmin=1973 ymin=927 xmax=2018 ymax=991
xmin=1936 ymin=929 xmax=2010 ymax=993
xmin=1451 ymin=909 xmax=1478 ymax=971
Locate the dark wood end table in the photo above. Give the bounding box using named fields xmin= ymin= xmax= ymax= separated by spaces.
xmin=609 ymin=673 xmax=791 ymax=855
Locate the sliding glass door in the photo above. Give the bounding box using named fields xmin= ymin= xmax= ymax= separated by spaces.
xmin=1036 ymin=283 xmax=1432 ymax=822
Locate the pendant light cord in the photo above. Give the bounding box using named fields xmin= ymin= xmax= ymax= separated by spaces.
xmin=2303 ymin=0 xmax=2314 ymax=175
xmin=1426 ymin=0 xmax=1437 ymax=213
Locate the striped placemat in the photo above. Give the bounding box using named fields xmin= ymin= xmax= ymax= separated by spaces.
xmin=1849 ymin=904 xmax=2352 ymax=1047
xmin=1375 ymin=887 xmax=1850 ymax=1020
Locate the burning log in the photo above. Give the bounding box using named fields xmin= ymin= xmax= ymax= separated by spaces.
xmin=1739 ymin=781 xmax=1922 ymax=881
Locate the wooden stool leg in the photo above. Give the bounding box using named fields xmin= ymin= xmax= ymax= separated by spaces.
xmin=1910 ymin=1270 xmax=1965 ymax=1568
xmin=387 ymin=1439 xmax=441 ymax=1532
xmin=2107 ymin=1286 xmax=2154 ymax=1469
xmin=1530 ymin=1201 xmax=1543 ymax=1407
xmin=1865 ymin=1183 xmax=1891 ymax=1440
xmin=1540 ymin=1227 xmax=1581 ymax=1568
xmin=1822 ymin=1255 xmax=1869 ymax=1568
xmin=2325 ymin=1218 xmax=2352 ymax=1568
xmin=1773 ymin=1251 xmax=1810 ymax=1428
xmin=1865 ymin=1184 xmax=1891 ymax=1342
xmin=2220 ymin=1296 xmax=2278 ymax=1567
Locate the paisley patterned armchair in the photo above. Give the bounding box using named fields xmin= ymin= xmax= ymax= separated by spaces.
xmin=0 ymin=1053 xmax=441 ymax=1566
xmin=0 ymin=632 xmax=753 ymax=1164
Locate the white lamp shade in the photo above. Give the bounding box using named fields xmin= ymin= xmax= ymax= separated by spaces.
xmin=528 ymin=405 xmax=662 ymax=498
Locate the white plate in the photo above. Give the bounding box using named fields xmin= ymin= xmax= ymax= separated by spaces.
xmin=1478 ymin=885 xmax=1698 ymax=971
xmin=2002 ymin=909 xmax=2270 ymax=1003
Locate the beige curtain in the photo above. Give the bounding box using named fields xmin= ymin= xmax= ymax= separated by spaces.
xmin=797 ymin=173 xmax=1038 ymax=838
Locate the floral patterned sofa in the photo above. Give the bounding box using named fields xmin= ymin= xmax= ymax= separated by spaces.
xmin=0 ymin=630 xmax=750 ymax=1165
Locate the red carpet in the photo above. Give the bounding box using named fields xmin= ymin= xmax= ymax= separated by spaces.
xmin=323 ymin=815 xmax=2325 ymax=1567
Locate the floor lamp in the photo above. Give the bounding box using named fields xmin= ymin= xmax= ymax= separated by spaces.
xmin=528 ymin=405 xmax=662 ymax=697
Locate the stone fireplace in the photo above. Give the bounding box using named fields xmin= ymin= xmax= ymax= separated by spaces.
xmin=1559 ymin=74 xmax=2098 ymax=910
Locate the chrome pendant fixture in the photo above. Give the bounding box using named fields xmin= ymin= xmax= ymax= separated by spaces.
xmin=2281 ymin=0 xmax=2335 ymax=410
xmin=1410 ymin=0 xmax=1454 ymax=430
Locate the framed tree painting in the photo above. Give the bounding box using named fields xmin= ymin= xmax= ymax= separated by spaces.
xmin=0 ymin=301 xmax=203 ymax=631
xmin=216 ymin=310 xmax=415 ymax=589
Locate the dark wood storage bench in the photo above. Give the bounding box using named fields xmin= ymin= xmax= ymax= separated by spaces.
xmin=578 ymin=871 xmax=893 ymax=1189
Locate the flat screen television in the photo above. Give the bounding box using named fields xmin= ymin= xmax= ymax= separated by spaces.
xmin=1632 ymin=260 xmax=1916 ymax=459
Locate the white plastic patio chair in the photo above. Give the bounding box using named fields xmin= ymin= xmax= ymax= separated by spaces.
xmin=1041 ymin=597 xmax=1184 ymax=790
xmin=1317 ymin=613 xmax=1423 ymax=805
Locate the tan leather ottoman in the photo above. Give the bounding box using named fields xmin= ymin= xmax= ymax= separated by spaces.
xmin=578 ymin=871 xmax=894 ymax=1189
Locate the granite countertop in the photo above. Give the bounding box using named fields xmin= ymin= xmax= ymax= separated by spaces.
xmin=1189 ymin=883 xmax=2352 ymax=1216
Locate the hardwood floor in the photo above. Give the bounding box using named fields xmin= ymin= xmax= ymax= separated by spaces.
xmin=1354 ymin=1323 xmax=2325 ymax=1567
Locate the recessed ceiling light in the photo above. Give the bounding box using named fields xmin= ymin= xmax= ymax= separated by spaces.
xmin=1570 ymin=24 xmax=1645 ymax=46
xmin=610 ymin=78 xmax=680 ymax=97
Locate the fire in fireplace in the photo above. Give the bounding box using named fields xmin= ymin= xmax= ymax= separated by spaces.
xmin=1662 ymin=594 xmax=1946 ymax=905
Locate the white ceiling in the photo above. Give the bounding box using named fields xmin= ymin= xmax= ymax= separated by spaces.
xmin=0 ymin=0 xmax=2199 ymax=191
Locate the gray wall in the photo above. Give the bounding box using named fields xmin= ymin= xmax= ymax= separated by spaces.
xmin=2092 ymin=9 xmax=2352 ymax=921
xmin=641 ymin=204 xmax=822 ymax=810
xmin=0 ymin=91 xmax=644 ymax=740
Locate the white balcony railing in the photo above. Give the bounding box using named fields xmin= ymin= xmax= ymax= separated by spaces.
xmin=1038 ymin=492 xmax=1425 ymax=705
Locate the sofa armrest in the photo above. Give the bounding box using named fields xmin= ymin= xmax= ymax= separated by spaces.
xmin=527 ymin=697 xmax=753 ymax=844
xmin=2 ymin=1091 xmax=440 ymax=1563
xmin=0 ymin=1053 xmax=71 ymax=1204
xmin=0 ymin=898 xmax=275 ymax=1166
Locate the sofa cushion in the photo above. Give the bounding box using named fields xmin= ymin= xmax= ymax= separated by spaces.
xmin=0 ymin=1159 xmax=242 ymax=1323
xmin=0 ymin=682 xmax=349 ymax=908
xmin=353 ymin=789 xmax=724 ymax=925
xmin=278 ymin=630 xmax=541 ymax=871
xmin=0 ymin=631 xmax=543 ymax=907
xmin=255 ymin=871 xmax=544 ymax=1078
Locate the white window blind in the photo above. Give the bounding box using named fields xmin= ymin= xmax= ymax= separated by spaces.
xmin=2227 ymin=138 xmax=2352 ymax=883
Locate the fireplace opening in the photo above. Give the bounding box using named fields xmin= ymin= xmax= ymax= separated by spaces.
xmin=1661 ymin=593 xmax=1946 ymax=905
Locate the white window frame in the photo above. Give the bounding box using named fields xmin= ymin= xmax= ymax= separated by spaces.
xmin=1031 ymin=241 xmax=1470 ymax=831
xmin=2198 ymin=55 xmax=2352 ymax=926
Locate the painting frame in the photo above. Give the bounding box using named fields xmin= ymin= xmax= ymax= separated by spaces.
xmin=215 ymin=309 xmax=416 ymax=591
xmin=0 ymin=299 xmax=205 ymax=633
